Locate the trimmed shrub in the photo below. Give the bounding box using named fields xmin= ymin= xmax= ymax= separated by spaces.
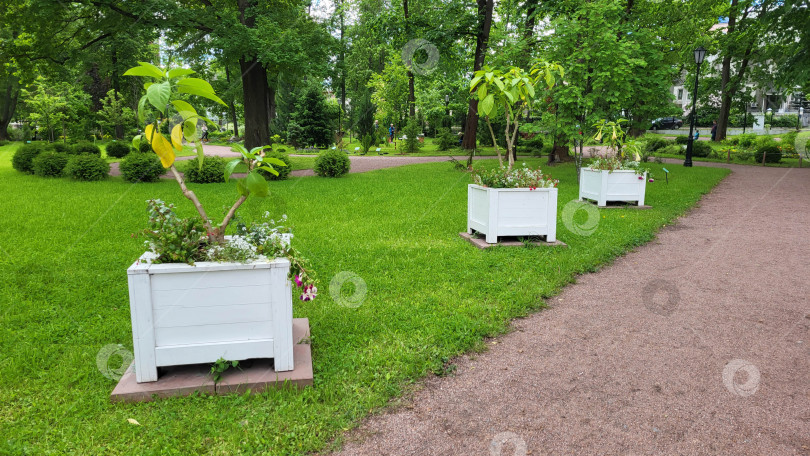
xmin=754 ymin=144 xmax=782 ymax=163
xmin=12 ymin=144 xmax=45 ymax=173
xmin=134 ymin=140 xmax=153 ymax=154
xmin=106 ymin=141 xmax=131 ymax=158
xmin=64 ymin=154 xmax=109 ymax=181
xmin=521 ymin=134 xmax=544 ymax=155
xmin=32 ymin=151 xmax=70 ymax=177
xmin=257 ymin=152 xmax=292 ymax=181
xmin=436 ymin=128 xmax=457 ymax=151
xmin=72 ymin=142 xmax=102 ymax=156
xmin=119 ymin=153 xmax=164 ymax=183
xmin=691 ymin=141 xmax=712 ymax=158
xmin=0 ymin=140 xmax=8 ymax=146
xmin=184 ymin=156 xmax=226 ymax=183
xmin=644 ymin=136 xmax=672 ymax=152
xmin=314 ymin=149 xmax=350 ymax=177
xmin=674 ymin=135 xmax=689 ymax=145
xmin=50 ymin=142 xmax=71 ymax=154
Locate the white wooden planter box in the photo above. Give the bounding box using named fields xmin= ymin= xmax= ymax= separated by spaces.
xmin=127 ymin=253 xmax=294 ymax=383
xmin=579 ymin=168 xmax=647 ymax=207
xmin=467 ymin=184 xmax=558 ymax=244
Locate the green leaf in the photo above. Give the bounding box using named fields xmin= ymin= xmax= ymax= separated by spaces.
xmin=470 ymin=75 xmax=482 ymax=90
xmin=183 ymin=119 xmax=198 ymax=142
xmin=236 ymin=178 xmax=249 ymax=197
xmin=480 ymin=94 xmax=495 ymax=116
xmin=177 ymin=84 xmax=226 ymax=106
xmin=171 ymin=100 xmax=197 ymax=120
xmin=123 ymin=62 xmax=164 ymax=79
xmin=146 ymin=81 xmax=171 ymax=114
xmin=263 ymin=157 xmax=287 ymax=167
xmin=246 ymin=171 xmax=269 ymax=197
xmin=132 ymin=135 xmax=142 ymax=151
xmin=137 ymin=95 xmax=148 ymax=124
xmin=504 ymin=90 xmax=515 ymax=103
xmin=224 ymin=159 xmax=241 ymax=182
xmin=493 ymin=77 xmax=505 ymax=92
xmin=257 ymin=165 xmax=279 ymax=176
xmin=195 ymin=142 xmax=204 ymax=168
xmin=167 ymin=68 xmax=195 ymax=79
xmin=477 ymin=84 xmax=487 ymax=101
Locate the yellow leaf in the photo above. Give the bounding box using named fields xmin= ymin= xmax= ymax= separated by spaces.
xmin=171 ymin=124 xmax=183 ymax=151
xmin=127 ymin=418 xmax=140 ymax=426
xmin=153 ymin=133 xmax=175 ymax=168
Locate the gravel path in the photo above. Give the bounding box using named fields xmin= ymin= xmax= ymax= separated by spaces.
xmin=331 ymin=163 xmax=810 ymax=455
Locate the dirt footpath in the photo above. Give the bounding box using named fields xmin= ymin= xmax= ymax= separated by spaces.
xmin=332 ymin=164 xmax=810 ymax=455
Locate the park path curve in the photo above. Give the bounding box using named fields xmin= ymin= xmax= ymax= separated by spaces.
xmin=108 ymin=144 xmax=487 ymax=178
xmin=331 ymin=163 xmax=810 ymax=455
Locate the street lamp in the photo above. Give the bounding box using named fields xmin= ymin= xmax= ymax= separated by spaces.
xmin=685 ymin=46 xmax=707 ymax=167
xmin=445 ymin=94 xmax=450 ymax=128
xmin=800 ymin=107 xmax=805 ymax=130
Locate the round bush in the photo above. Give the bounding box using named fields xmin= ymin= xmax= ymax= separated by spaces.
xmin=106 ymin=141 xmax=131 ymax=158
xmin=184 ymin=156 xmax=226 ymax=183
xmin=690 ymin=141 xmax=712 ymax=158
xmin=137 ymin=141 xmax=153 ymax=154
xmin=314 ymin=149 xmax=351 ymax=177
xmin=754 ymin=144 xmax=782 ymax=163
xmin=659 ymin=144 xmax=683 ymax=156
xmin=644 ymin=136 xmax=672 ymax=152
xmin=257 ymin=152 xmax=292 ymax=181
xmin=736 ymin=133 xmax=757 ymax=148
xmin=12 ymin=144 xmax=45 ymax=173
xmin=72 ymin=142 xmax=102 ymax=156
xmin=32 ymin=151 xmax=69 ymax=177
xmin=674 ymin=135 xmax=689 ymax=145
xmin=64 ymin=155 xmax=109 ymax=181
xmin=119 ymin=153 xmax=164 ymax=183
xmin=50 ymin=142 xmax=72 ymax=154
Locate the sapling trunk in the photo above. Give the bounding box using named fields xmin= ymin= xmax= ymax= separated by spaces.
xmin=485 ymin=117 xmax=503 ymax=167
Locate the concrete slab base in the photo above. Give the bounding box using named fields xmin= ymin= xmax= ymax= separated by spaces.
xmin=580 ymin=201 xmax=653 ymax=209
xmin=459 ymin=232 xmax=568 ymax=249
xmin=111 ymin=318 xmax=313 ymax=403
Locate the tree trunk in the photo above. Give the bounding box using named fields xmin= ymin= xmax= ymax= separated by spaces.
xmin=240 ymin=57 xmax=271 ymax=149
xmin=0 ymin=75 xmax=19 ymax=141
xmin=225 ymin=66 xmax=239 ymax=137
xmin=404 ymin=0 xmax=415 ymax=118
xmin=239 ymin=0 xmax=271 ymax=149
xmin=462 ymin=0 xmax=494 ymax=150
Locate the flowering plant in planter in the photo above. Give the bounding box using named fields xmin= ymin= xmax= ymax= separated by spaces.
xmin=472 ymin=163 xmax=558 ymax=189
xmin=125 ymin=62 xmax=317 ymax=298
xmin=588 ymin=119 xmax=650 ymax=177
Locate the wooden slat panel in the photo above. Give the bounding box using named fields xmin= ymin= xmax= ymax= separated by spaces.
xmin=151 ymin=284 xmax=269 ymax=309
xmin=150 ymin=269 xmax=269 ymax=291
xmin=155 ymin=321 xmax=273 ymax=346
xmin=155 ymin=339 xmax=274 ymax=367
xmin=153 ymin=303 xmax=272 ymax=328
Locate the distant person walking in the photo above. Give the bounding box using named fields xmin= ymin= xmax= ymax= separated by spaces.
xmin=201 ymin=124 xmax=209 ymax=142
xmin=710 ymin=120 xmax=718 ymax=141
xmin=388 ymin=123 xmax=395 ymax=143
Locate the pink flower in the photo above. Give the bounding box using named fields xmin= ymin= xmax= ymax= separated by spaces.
xmin=300 ymin=284 xmax=318 ymax=301
xmin=649 ymin=178 xmax=654 ymax=183
xmin=294 ymin=275 xmax=303 ymax=287
xmin=638 ymin=176 xmax=643 ymax=180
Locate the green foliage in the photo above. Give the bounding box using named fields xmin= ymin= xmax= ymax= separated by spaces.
xmin=72 ymin=142 xmax=101 ymax=156
xmin=105 ymin=141 xmax=131 ymax=158
xmin=360 ymin=134 xmax=374 ymax=155
xmin=142 ymin=200 xmax=208 ymax=264
xmin=691 ymin=141 xmax=712 ymax=158
xmin=755 ymin=144 xmax=782 ymax=163
xmin=735 ymin=133 xmax=757 ymax=148
xmin=290 ymin=84 xmax=334 ymax=148
xmin=644 ymin=136 xmax=673 ymax=152
xmin=64 ymin=154 xmax=109 ymax=181
xmin=32 ymin=151 xmax=69 ymax=177
xmin=436 ymin=128 xmax=457 ymax=151
xmin=51 ymin=143 xmax=71 ymax=154
xmin=136 ymin=140 xmax=153 ymax=154
xmin=659 ymin=144 xmax=683 ymax=155
xmin=520 ymin=134 xmax=544 ymax=155
xmin=314 ymin=149 xmax=351 ymax=177
xmin=97 ymin=90 xmax=135 ymax=139
xmin=12 ymin=144 xmax=44 ymax=173
xmin=675 ymin=135 xmax=689 ymax=145
xmin=120 ymin=153 xmax=164 ymax=183
xmin=210 ymin=358 xmax=239 ymax=385
xmin=768 ymin=114 xmax=799 ymax=128
xmin=402 ymin=118 xmax=421 ymax=154
xmin=184 ymin=156 xmax=227 ymax=184
xmin=261 ymin=152 xmax=292 ymax=180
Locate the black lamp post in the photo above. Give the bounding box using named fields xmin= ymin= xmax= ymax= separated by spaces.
xmin=685 ymin=46 xmax=707 ymax=167
xmin=797 ymin=106 xmax=803 ymax=131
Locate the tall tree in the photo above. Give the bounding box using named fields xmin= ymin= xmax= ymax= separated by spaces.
xmin=461 ymin=0 xmax=493 ymax=150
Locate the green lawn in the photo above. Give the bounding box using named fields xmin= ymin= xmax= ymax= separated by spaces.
xmin=0 ymin=141 xmax=729 ymax=455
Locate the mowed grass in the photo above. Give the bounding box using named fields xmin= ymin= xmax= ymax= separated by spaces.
xmin=0 ymin=142 xmax=729 ymax=455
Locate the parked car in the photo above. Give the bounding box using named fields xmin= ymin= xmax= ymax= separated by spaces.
xmin=651 ymin=117 xmax=683 ymax=130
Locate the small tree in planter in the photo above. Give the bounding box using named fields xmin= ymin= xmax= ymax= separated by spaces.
xmin=579 ymin=118 xmax=650 ymax=207
xmin=124 ymin=62 xmax=316 ymax=383
xmin=470 ymin=60 xmax=564 ymax=170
